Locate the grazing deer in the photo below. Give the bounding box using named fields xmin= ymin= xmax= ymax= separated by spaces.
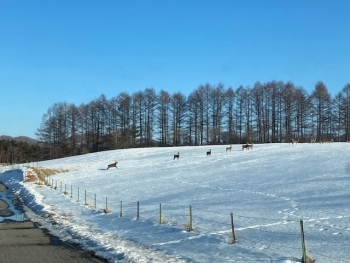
xmin=226 ymin=145 xmax=232 ymax=151
xmin=242 ymin=143 xmax=253 ymax=150
xmin=174 ymin=152 xmax=180 ymax=160
xmin=310 ymin=138 xmax=316 ymax=144
xmin=289 ymin=138 xmax=299 ymax=145
xmin=107 ymin=161 xmax=118 ymax=169
xmin=207 ymin=149 xmax=211 ymax=156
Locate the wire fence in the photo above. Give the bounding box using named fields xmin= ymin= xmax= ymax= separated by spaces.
xmin=26 ymin=174 xmax=350 ymax=263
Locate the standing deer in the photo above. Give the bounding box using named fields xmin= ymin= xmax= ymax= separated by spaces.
xmin=107 ymin=161 xmax=118 ymax=169
xmin=174 ymin=152 xmax=180 ymax=160
xmin=289 ymin=138 xmax=299 ymax=145
xmin=226 ymin=145 xmax=232 ymax=151
xmin=310 ymin=138 xmax=316 ymax=144
xmin=242 ymin=143 xmax=253 ymax=150
xmin=207 ymin=149 xmax=211 ymax=156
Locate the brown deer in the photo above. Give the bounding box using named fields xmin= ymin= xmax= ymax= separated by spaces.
xmin=174 ymin=152 xmax=180 ymax=160
xmin=207 ymin=149 xmax=211 ymax=156
xmin=107 ymin=161 xmax=118 ymax=169
xmin=289 ymin=138 xmax=299 ymax=145
xmin=226 ymin=145 xmax=232 ymax=151
xmin=242 ymin=143 xmax=253 ymax=150
xmin=310 ymin=138 xmax=316 ymax=144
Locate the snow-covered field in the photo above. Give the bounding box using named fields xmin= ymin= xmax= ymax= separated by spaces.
xmin=1 ymin=143 xmax=349 ymax=263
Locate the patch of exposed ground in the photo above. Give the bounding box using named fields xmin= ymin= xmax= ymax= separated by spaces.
xmin=25 ymin=167 xmax=69 ymax=186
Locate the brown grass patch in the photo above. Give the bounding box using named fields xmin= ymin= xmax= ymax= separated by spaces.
xmin=25 ymin=172 xmax=37 ymax=182
xmin=24 ymin=167 xmax=69 ymax=185
xmin=305 ymin=255 xmax=315 ymax=263
xmin=103 ymin=208 xmax=111 ymax=214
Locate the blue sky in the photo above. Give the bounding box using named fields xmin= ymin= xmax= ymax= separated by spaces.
xmin=1 ymin=0 xmax=350 ymax=138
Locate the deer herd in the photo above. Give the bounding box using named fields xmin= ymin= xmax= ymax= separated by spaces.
xmin=172 ymin=143 xmax=254 ymax=161
xmin=290 ymin=137 xmax=334 ymax=145
xmin=106 ymin=137 xmax=336 ymax=168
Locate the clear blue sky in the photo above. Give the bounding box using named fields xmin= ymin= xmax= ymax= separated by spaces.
xmin=1 ymin=0 xmax=350 ymax=138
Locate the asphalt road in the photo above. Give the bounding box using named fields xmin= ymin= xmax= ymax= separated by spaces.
xmin=0 ymin=182 xmax=108 ymax=263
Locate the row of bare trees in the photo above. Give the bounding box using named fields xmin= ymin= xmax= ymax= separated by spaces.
xmin=35 ymin=80 xmax=350 ymax=159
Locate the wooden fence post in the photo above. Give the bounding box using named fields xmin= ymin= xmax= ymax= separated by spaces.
xmin=77 ymin=187 xmax=80 ymax=202
xmin=94 ymin=194 xmax=96 ymax=209
xmin=159 ymin=203 xmax=162 ymax=224
xmin=70 ymin=185 xmax=73 ymax=198
xmin=230 ymin=212 xmax=236 ymax=243
xmin=188 ymin=205 xmax=193 ymax=231
xmin=120 ymin=201 xmax=123 ymax=217
xmin=300 ymin=219 xmax=307 ymax=263
xmin=137 ymin=201 xmax=140 ymax=220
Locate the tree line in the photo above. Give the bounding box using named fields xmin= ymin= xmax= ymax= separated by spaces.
xmin=0 ymin=139 xmax=42 ymax=164
xmin=34 ymin=80 xmax=350 ymax=160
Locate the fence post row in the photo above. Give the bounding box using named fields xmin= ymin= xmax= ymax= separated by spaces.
xmin=41 ymin=179 xmax=321 ymax=262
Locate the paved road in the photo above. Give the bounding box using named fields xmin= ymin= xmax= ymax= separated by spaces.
xmin=0 ymin=183 xmax=108 ymax=263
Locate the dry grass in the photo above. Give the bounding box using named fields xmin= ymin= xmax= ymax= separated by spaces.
xmin=305 ymin=255 xmax=315 ymax=263
xmin=24 ymin=167 xmax=69 ymax=185
xmin=228 ymin=234 xmax=238 ymax=244
xmin=160 ymin=216 xmax=167 ymax=224
xmin=103 ymin=208 xmax=111 ymax=214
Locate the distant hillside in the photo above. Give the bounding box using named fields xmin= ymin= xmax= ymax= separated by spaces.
xmin=0 ymin=135 xmax=38 ymax=145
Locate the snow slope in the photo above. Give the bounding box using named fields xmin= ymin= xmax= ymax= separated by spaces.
xmin=1 ymin=143 xmax=349 ymax=263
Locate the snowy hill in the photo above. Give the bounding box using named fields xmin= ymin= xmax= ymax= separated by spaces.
xmin=1 ymin=143 xmax=349 ymax=263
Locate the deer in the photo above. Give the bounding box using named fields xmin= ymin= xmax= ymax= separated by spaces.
xmin=310 ymin=138 xmax=316 ymax=144
xmin=207 ymin=149 xmax=211 ymax=156
xmin=242 ymin=143 xmax=253 ymax=150
xmin=107 ymin=161 xmax=118 ymax=169
xmin=174 ymin=152 xmax=180 ymax=160
xmin=289 ymin=138 xmax=299 ymax=145
xmin=226 ymin=145 xmax=232 ymax=151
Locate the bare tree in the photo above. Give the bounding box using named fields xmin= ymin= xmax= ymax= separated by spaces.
xmin=341 ymin=84 xmax=350 ymax=141
xmin=235 ymin=86 xmax=247 ymax=142
xmin=210 ymin=83 xmax=226 ymax=143
xmin=157 ymin=90 xmax=171 ymax=146
xmin=144 ymin=88 xmax=157 ymax=146
xmin=311 ymin=81 xmax=331 ymax=141
xmin=171 ymin=92 xmax=187 ymax=146
xmin=225 ymin=86 xmax=236 ymax=143
xmin=116 ymin=92 xmax=132 ymax=148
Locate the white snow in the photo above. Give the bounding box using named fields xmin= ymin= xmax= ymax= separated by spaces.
xmin=0 ymin=143 xmax=349 ymax=263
